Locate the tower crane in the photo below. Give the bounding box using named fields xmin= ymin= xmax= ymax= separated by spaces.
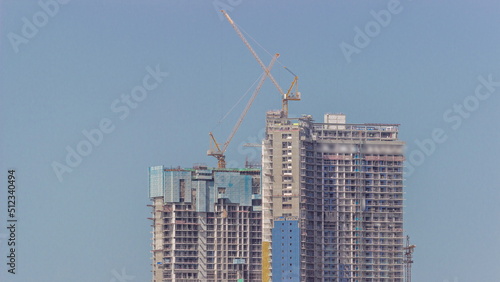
xmin=208 ymin=54 xmax=279 ymax=168
xmin=221 ymin=10 xmax=301 ymax=117
xmin=403 ymin=235 xmax=416 ymax=282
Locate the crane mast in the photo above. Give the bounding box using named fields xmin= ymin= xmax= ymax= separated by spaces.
xmin=403 ymin=235 xmax=416 ymax=282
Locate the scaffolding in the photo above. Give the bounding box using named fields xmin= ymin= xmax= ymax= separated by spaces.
xmin=262 ymin=112 xmax=406 ymax=281
xmin=149 ymin=167 xmax=262 ymax=282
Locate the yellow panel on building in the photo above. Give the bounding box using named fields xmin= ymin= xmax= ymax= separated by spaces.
xmin=262 ymin=241 xmax=271 ymax=282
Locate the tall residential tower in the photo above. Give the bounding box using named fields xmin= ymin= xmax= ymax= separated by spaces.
xmin=149 ymin=165 xmax=262 ymax=282
xmin=262 ymin=112 xmax=405 ymax=281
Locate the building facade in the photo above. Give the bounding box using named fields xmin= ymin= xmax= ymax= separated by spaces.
xmin=262 ymin=112 xmax=405 ymax=281
xmin=149 ymin=165 xmax=262 ymax=282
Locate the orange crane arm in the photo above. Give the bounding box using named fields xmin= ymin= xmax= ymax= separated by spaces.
xmin=221 ymin=10 xmax=285 ymax=96
xmin=209 ymin=132 xmax=223 ymax=153
xmin=208 ymin=54 xmax=279 ymax=168
xmin=284 ymin=67 xmax=298 ymax=98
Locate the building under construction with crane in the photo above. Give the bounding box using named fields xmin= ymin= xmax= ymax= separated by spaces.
xmin=148 ymin=10 xmax=413 ymax=282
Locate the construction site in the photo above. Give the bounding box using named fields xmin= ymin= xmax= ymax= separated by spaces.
xmin=262 ymin=112 xmax=407 ymax=281
xmin=148 ymin=10 xmax=414 ymax=282
xmin=149 ymin=166 xmax=262 ymax=281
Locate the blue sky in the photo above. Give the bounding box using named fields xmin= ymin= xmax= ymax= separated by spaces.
xmin=1 ymin=1 xmax=499 ymax=281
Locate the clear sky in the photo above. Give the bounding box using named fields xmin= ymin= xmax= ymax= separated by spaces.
xmin=1 ymin=1 xmax=499 ymax=281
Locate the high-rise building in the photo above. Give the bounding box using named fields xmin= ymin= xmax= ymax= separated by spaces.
xmin=149 ymin=165 xmax=262 ymax=282
xmin=262 ymin=111 xmax=405 ymax=281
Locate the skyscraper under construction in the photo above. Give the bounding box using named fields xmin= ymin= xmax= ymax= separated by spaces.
xmin=148 ymin=112 xmax=406 ymax=282
xmin=261 ymin=112 xmax=405 ymax=282
xmin=149 ymin=165 xmax=262 ymax=282
xmin=146 ymin=9 xmax=409 ymax=281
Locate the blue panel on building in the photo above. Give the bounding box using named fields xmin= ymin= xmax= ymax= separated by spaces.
xmin=207 ymin=181 xmax=215 ymax=212
xmin=149 ymin=168 xmax=258 ymax=213
xmin=164 ymin=170 xmax=192 ymax=203
xmin=149 ymin=166 xmax=164 ymax=198
xmin=192 ymin=180 xmax=207 ymax=212
xmin=214 ymin=172 xmax=252 ymax=206
xmin=272 ymin=219 xmax=300 ymax=281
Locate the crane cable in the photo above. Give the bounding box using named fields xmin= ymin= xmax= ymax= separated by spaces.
xmin=237 ymin=23 xmax=287 ymax=69
xmin=212 ymin=19 xmax=293 ymax=132
xmin=211 ymin=72 xmax=265 ymax=132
